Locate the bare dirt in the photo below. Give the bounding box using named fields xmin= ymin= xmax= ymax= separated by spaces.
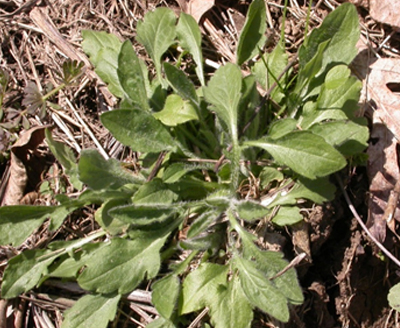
xmin=1 ymin=0 xmax=400 ymax=327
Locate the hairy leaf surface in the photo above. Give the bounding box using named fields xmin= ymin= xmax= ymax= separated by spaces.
xmin=77 ymin=237 xmax=168 ymax=294
xmin=101 ymin=109 xmax=174 ymax=153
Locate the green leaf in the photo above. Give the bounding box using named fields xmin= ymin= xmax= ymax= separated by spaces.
xmin=177 ymin=12 xmax=205 ymax=86
xmin=152 ymin=274 xmax=180 ymax=319
xmin=388 ymin=283 xmax=400 ymax=313
xmin=77 ymin=237 xmax=168 ymax=294
xmin=244 ymin=131 xmax=347 ymax=179
xmin=153 ymin=94 xmax=198 ymax=126
xmin=236 ymin=200 xmax=270 ymax=222
xmin=48 ymin=202 xmax=81 ymax=231
xmin=2 ymin=249 xmax=59 ymax=298
xmin=45 ymin=129 xmax=82 ymax=190
xmin=210 ymin=275 xmax=253 ymax=328
xmin=300 ymin=66 xmax=362 ymax=129
xmin=78 ymin=149 xmax=142 ymax=190
xmin=259 ymin=167 xmax=284 ymax=188
xmin=234 ymin=255 xmax=289 ymax=322
xmin=108 ymin=204 xmax=175 ymax=226
xmin=101 ymin=109 xmax=175 ymax=153
xmin=77 ymin=187 xmax=137 ymax=205
xmin=204 ymin=63 xmax=242 ymax=139
xmin=308 ymin=119 xmax=369 ymax=156
xmin=163 ymin=63 xmax=199 ymax=105
xmin=146 ymin=317 xmax=176 ymax=328
xmin=272 ymin=206 xmax=303 ymax=226
xmin=298 ymin=3 xmax=359 ymax=76
xmin=118 ymin=40 xmax=150 ymax=110
xmin=187 ymin=211 xmax=219 ymax=239
xmin=236 ymin=0 xmax=266 ymax=65
xmin=61 ymin=294 xmax=121 ymax=328
xmin=264 ymin=177 xmax=336 ymax=207
xmin=294 ymin=40 xmax=329 ymax=98
xmin=179 ymin=226 xmax=224 ymax=252
xmin=133 ymin=178 xmax=178 ymax=205
xmin=0 ymin=205 xmax=70 ymax=246
xmin=137 ymin=7 xmax=176 ymax=83
xmin=81 ymin=30 xmax=124 ymax=98
xmin=95 ymin=198 xmax=131 ymax=235
xmin=268 ymin=118 xmax=297 ymax=140
xmin=237 ymin=227 xmax=304 ymax=305
xmin=48 ymin=242 xmax=105 ymax=278
xmin=162 ymin=163 xmax=191 ymax=183
xmin=181 ymin=263 xmax=228 ymax=314
xmin=252 ymin=43 xmax=289 ymax=102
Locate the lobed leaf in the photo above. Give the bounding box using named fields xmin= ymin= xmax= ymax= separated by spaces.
xmin=2 ymin=249 xmax=59 ymax=298
xmin=237 ymin=226 xmax=304 ymax=305
xmin=77 ymin=237 xmax=168 ymax=294
xmin=0 ymin=205 xmax=75 ymax=246
xmin=180 ymin=263 xmax=228 ymax=314
xmin=234 ymin=256 xmax=289 ymax=322
xmin=209 ymin=275 xmax=253 ymax=328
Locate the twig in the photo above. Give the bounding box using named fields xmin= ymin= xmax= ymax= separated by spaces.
xmin=147 ymin=151 xmax=167 ymax=182
xmin=336 ymin=174 xmax=400 ymax=268
xmin=383 ymin=177 xmax=400 ymax=226
xmin=65 ymin=98 xmax=109 ymax=160
xmin=269 ymin=252 xmax=307 ymax=280
xmin=188 ymin=308 xmax=209 ymax=328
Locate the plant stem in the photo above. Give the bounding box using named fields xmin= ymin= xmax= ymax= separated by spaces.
xmin=230 ymin=131 xmax=241 ymax=196
xmin=42 ymin=83 xmax=67 ymax=102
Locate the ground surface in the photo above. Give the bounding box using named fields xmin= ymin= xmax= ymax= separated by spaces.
xmin=1 ymin=0 xmax=400 ymax=327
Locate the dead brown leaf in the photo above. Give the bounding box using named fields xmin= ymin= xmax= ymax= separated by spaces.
xmin=1 ymin=125 xmax=50 ymax=206
xmin=370 ymin=0 xmax=400 ymax=29
xmin=176 ymin=0 xmax=214 ymax=23
xmin=366 ymin=58 xmax=400 ymax=242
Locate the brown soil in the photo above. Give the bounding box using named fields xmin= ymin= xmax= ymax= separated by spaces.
xmin=1 ymin=0 xmax=400 ymax=327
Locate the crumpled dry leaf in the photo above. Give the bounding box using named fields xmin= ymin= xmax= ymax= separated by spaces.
xmin=176 ymin=0 xmax=214 ymax=23
xmin=370 ymin=0 xmax=400 ymax=29
xmin=1 ymin=125 xmax=50 ymax=206
xmin=365 ymin=58 xmax=400 ymax=242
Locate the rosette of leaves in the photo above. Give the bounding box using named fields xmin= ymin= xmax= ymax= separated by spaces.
xmin=0 ymin=2 xmax=368 ymax=328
